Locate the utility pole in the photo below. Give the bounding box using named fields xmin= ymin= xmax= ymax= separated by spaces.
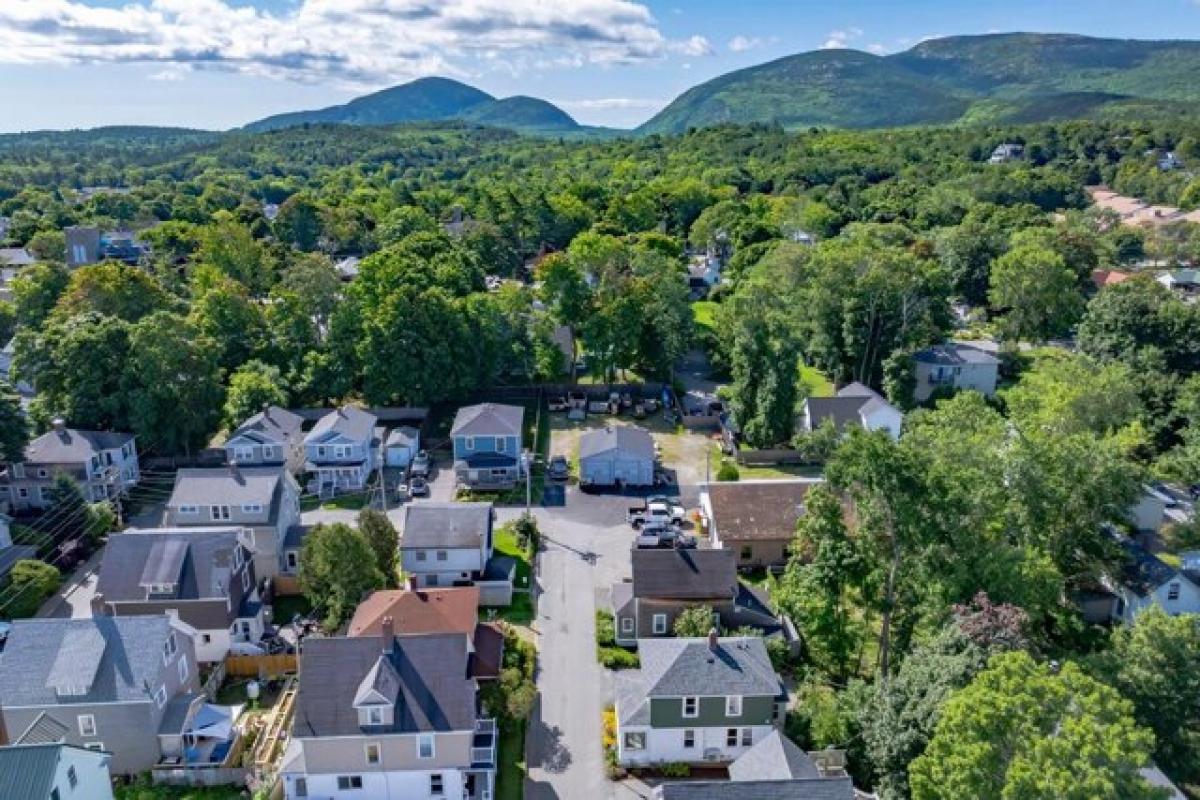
xmin=522 ymin=449 xmax=533 ymax=518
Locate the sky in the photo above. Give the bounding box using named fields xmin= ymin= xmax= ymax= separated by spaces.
xmin=1 ymin=0 xmax=1200 ymax=133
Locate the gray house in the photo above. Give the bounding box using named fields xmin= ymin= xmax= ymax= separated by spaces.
xmin=451 ymin=404 xmax=524 ymax=490
xmin=615 ymin=634 xmax=786 ymax=767
xmin=224 ymin=406 xmax=306 ymax=474
xmin=0 ymin=742 xmax=115 ymax=800
xmin=399 ymin=503 xmax=514 ymax=604
xmin=93 ymin=529 xmax=266 ymax=663
xmin=0 ymin=511 xmax=37 ymax=582
xmin=798 ymin=383 xmax=902 ymax=441
xmin=611 ymin=548 xmax=783 ymax=646
xmin=0 ymin=615 xmax=201 ymax=776
xmin=912 ymin=343 xmax=999 ymax=402
xmin=279 ymin=628 xmax=496 ymax=800
xmin=0 ymin=422 xmax=139 ymax=512
xmin=303 ymin=406 xmax=382 ymax=494
xmin=163 ymin=465 xmax=300 ymax=579
xmin=580 ymin=425 xmax=655 ymax=488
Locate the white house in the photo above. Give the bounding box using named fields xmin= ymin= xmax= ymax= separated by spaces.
xmin=1105 ymin=535 xmax=1200 ymax=624
xmin=798 ymin=383 xmax=902 ymax=440
xmin=912 ymin=343 xmax=1000 ymax=402
xmin=384 ymin=427 xmax=421 ymax=469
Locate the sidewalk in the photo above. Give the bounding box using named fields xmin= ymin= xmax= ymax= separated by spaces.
xmin=37 ymin=547 xmax=104 ymax=619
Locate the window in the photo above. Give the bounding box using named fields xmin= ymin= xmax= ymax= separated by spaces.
xmin=726 ymin=695 xmax=742 ymax=717
xmin=416 ymin=551 xmax=428 ymax=562
xmin=178 ymin=504 xmax=199 ymax=515
xmin=210 ymin=505 xmax=230 ymax=521
xmin=294 ymin=778 xmax=308 ymax=797
xmin=741 ymin=728 xmax=754 ymax=747
xmin=430 ymin=774 xmax=444 ymax=796
xmin=726 ymin=728 xmax=739 ymax=747
xmin=201 ymin=634 xmax=212 ymax=644
xmin=78 ymin=715 xmax=97 ymax=737
xmin=286 ymin=552 xmax=298 ymax=570
xmin=436 ymin=550 xmax=448 ymax=562
xmin=418 ymin=734 xmax=435 ymax=759
xmin=496 ymin=438 xmax=506 ymax=453
xmin=163 ymin=633 xmax=178 ymax=661
xmin=1168 ymin=582 xmax=1182 ymax=601
xmin=50 ymin=790 xmax=60 ymax=800
xmin=241 ymin=503 xmax=263 ymax=514
xmin=83 ymin=742 xmax=104 ymax=752
xmin=235 ymin=446 xmax=254 ymax=462
xmin=262 ymin=446 xmax=276 ymax=460
xmin=620 ymin=617 xmax=634 ymax=634
xmin=179 ymin=657 xmax=189 ymax=683
xmin=67 ymin=765 xmax=77 ymax=789
xmin=623 ymin=731 xmax=645 ymax=750
xmin=336 ymin=776 xmax=363 ymax=791
xmin=241 ymin=569 xmax=250 ymax=592
xmin=12 ymin=464 xmax=24 ymax=478
xmin=316 ymin=446 xmax=327 ymax=458
xmin=740 ymin=545 xmax=753 ymax=561
xmin=367 ymin=707 xmax=384 ymax=726
xmin=682 ymin=697 xmax=698 ymax=718
xmin=652 ymin=614 xmax=667 ymax=635
xmin=465 ymin=437 xmax=475 ymax=451
xmin=365 ymin=743 xmax=380 ymax=765
xmin=491 ymin=468 xmax=509 ymax=478
xmin=154 ymin=686 xmax=167 ymax=708
xmin=17 ymin=487 xmax=28 ymax=499
xmin=683 ymin=730 xmax=695 ymax=749
xmin=37 ymin=468 xmax=49 ymax=478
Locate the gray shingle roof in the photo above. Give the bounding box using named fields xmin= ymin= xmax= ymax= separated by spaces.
xmin=0 ymin=616 xmax=175 ymax=706
xmin=293 ymin=633 xmax=476 ymax=738
xmin=655 ymin=778 xmax=854 ymax=800
xmin=705 ymin=480 xmax=817 ymax=542
xmin=803 ymin=397 xmax=875 ymax=432
xmin=13 ymin=713 xmax=69 ymax=745
xmin=229 ymin=406 xmax=305 ymax=446
xmin=0 ymin=744 xmax=109 ymax=799
xmin=0 ymin=248 xmax=35 ymax=267
xmin=401 ymin=502 xmax=492 ymax=550
xmin=639 ymin=636 xmax=782 ymax=698
xmin=305 ymin=406 xmax=377 ymax=443
xmin=23 ymin=428 xmax=134 ymax=465
xmin=1118 ymin=536 xmax=1184 ymax=596
xmin=631 ymin=548 xmax=737 ymax=600
xmin=729 ymin=730 xmax=820 ymax=781
xmin=96 ymin=530 xmax=248 ymax=609
xmin=580 ymin=425 xmax=655 ymax=461
xmin=169 ymin=466 xmax=283 ymax=507
xmin=451 ymin=403 xmax=524 ymax=438
xmin=913 ymin=342 xmax=999 ymax=366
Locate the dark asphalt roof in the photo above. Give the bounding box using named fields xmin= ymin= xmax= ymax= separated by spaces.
xmin=0 ymin=616 xmax=176 ymax=706
xmin=579 ymin=425 xmax=655 ymax=461
xmin=451 ymin=403 xmax=524 ymax=438
xmin=655 ymin=777 xmax=854 ymax=800
xmin=292 ymin=633 xmax=476 ymax=738
xmin=632 ymin=548 xmax=737 ymax=600
xmin=401 ymin=502 xmax=492 ymax=550
xmin=0 ymin=544 xmax=37 ymax=579
xmin=706 ymin=480 xmax=817 ymax=542
xmin=1118 ymin=536 xmax=1182 ymax=595
xmin=913 ymin=342 xmax=999 ymax=366
xmin=804 ymin=396 xmax=874 ymax=431
xmin=97 ymin=530 xmax=248 ymax=615
xmin=169 ymin=466 xmax=284 ymax=507
xmin=24 ymin=428 xmax=134 ymax=464
xmin=283 ymin=524 xmax=312 ymax=551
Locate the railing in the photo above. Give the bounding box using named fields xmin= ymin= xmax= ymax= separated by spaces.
xmin=471 ymin=718 xmax=497 ymax=768
xmin=151 ymin=765 xmax=249 ymax=787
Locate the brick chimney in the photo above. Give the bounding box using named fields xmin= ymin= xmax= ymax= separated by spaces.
xmin=381 ymin=616 xmax=394 ymax=654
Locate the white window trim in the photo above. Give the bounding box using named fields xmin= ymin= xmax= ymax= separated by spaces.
xmin=210 ymin=505 xmax=231 ymax=521
xmin=620 ymin=617 xmax=634 ymax=634
xmin=418 ymin=733 xmax=435 ymax=759
xmin=682 ymin=696 xmax=698 ymax=719
xmin=178 ymin=504 xmax=199 ymax=515
xmin=465 ymin=436 xmax=475 ymax=451
xmin=241 ymin=569 xmax=251 ymax=592
xmin=365 ymin=742 xmax=381 ymax=765
xmin=683 ymin=729 xmax=695 ymax=749
xmin=241 ymin=503 xmax=263 ymax=514
xmin=179 ymin=657 xmax=189 ymax=683
xmin=367 ymin=707 xmax=384 ymax=726
xmin=78 ymin=714 xmax=97 ymax=737
xmin=154 ymin=686 xmax=167 ymax=708
xmin=726 ymin=695 xmax=742 ymax=717
xmin=652 ymin=614 xmax=667 ymax=635
xmin=83 ymin=742 xmax=104 ymax=752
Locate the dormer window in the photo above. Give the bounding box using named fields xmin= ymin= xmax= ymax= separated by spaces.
xmin=179 ymin=505 xmax=199 ymax=515
xmin=211 ymin=505 xmax=231 ymax=521
xmin=682 ymin=696 xmax=698 ymax=718
xmin=234 ymin=446 xmax=254 ymax=462
xmin=418 ymin=734 xmax=435 ymax=759
xmin=242 ymin=503 xmax=263 ymax=514
xmin=726 ymin=695 xmax=742 ymax=717
xmin=316 ymin=446 xmax=327 ymax=458
xmin=496 ymin=438 xmax=506 ymax=453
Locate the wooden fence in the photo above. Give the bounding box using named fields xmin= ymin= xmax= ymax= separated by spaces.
xmin=733 ymin=448 xmax=818 ymax=467
xmin=271 ymin=576 xmax=303 ymax=597
xmin=224 ymin=653 xmax=297 ymax=678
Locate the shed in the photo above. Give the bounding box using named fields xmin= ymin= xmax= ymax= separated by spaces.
xmin=384 ymin=426 xmax=421 ymax=468
xmin=579 ymin=425 xmax=655 ymax=487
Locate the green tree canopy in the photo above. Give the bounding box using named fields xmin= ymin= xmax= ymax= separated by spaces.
xmin=299 ymin=522 xmax=385 ymax=630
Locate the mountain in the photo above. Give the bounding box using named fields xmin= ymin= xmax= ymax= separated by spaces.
xmin=638 ymin=33 xmax=1200 ymax=135
xmin=244 ymin=77 xmax=581 ymax=135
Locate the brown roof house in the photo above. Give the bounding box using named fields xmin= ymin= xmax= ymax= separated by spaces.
xmin=610 ymin=548 xmax=790 ymax=647
xmin=347 ymin=584 xmax=505 ymax=680
xmin=700 ymin=479 xmax=821 ymax=568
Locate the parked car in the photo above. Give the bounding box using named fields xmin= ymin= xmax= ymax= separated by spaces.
xmin=635 ymin=522 xmax=679 ymax=548
xmin=548 ymin=455 xmax=570 ymax=481
xmin=410 ymin=450 xmax=431 ymax=477
xmin=409 ymin=475 xmax=430 ymax=497
xmin=628 ymin=498 xmax=686 ymax=527
xmin=547 ymin=396 xmax=569 ymax=412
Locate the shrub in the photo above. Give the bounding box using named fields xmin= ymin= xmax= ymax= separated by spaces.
xmin=659 ymin=762 xmax=691 ymax=778
xmin=595 ymin=610 xmax=617 ymax=647
xmin=716 ymin=461 xmax=740 ymax=482
xmin=598 ymin=646 xmax=641 ymax=670
xmin=5 ymin=559 xmax=60 ymax=618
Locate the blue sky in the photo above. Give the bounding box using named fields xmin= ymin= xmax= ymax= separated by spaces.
xmin=1 ymin=0 xmax=1199 ymax=132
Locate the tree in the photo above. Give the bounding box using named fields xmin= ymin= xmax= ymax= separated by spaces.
xmin=0 ymin=381 xmax=29 ymax=464
xmin=53 ymin=261 xmax=174 ymax=323
xmin=988 ymin=244 xmax=1083 ymax=343
xmin=198 ymin=216 xmax=274 ymax=294
xmin=673 ymin=605 xmax=718 ymax=638
xmin=10 ymin=261 xmax=69 ymax=328
xmin=188 ymin=273 xmax=270 ymax=373
xmin=909 ymin=651 xmax=1166 ymax=800
xmin=299 ymin=523 xmax=385 ymax=629
xmin=45 ymin=471 xmax=92 ymax=548
xmin=1094 ymin=606 xmax=1200 ymax=784
xmin=357 ymin=509 xmax=400 ymax=588
xmin=223 ymin=360 xmax=288 ymax=428
xmin=26 ymin=229 xmax=65 ymax=262
xmin=4 ymin=559 xmax=60 ymax=619
xmin=0 ymin=299 xmax=15 ymax=345
xmin=274 ymin=192 xmax=323 ymax=251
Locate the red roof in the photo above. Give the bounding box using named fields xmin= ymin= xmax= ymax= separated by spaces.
xmin=348 ymin=586 xmax=480 ymax=638
xmin=1092 ymin=269 xmax=1131 ymax=289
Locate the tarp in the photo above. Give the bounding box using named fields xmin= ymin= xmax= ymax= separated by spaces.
xmin=186 ymin=703 xmax=243 ymax=741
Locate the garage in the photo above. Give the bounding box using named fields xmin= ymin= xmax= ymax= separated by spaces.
xmin=579 ymin=425 xmax=655 ymax=487
xmin=384 ymin=426 xmax=420 ymax=468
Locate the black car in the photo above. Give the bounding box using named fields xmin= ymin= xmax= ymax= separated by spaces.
xmin=548 ymin=455 xmax=570 ymax=481
xmin=409 ymin=475 xmax=430 ymax=497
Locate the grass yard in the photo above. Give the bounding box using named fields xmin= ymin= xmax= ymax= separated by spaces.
xmin=486 ymin=525 xmax=535 ymax=625
xmin=713 ymin=444 xmax=823 ymax=481
xmin=496 ymin=720 xmax=527 ymax=800
xmin=799 ymin=362 xmax=835 ymax=397
xmin=270 ymin=593 xmax=313 ymax=625
xmin=693 ymin=300 xmax=719 ymax=331
xmin=299 ymin=492 xmax=369 ymax=512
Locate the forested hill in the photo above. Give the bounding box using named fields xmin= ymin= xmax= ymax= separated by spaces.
xmin=638 ymin=33 xmax=1200 ymax=134
xmin=244 ymin=77 xmax=584 ymax=135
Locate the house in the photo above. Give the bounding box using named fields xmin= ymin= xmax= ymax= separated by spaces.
xmin=384 ymin=427 xmax=421 ymax=469
xmin=1157 ymin=151 xmax=1184 ymax=172
xmin=688 ymin=254 xmax=722 ymax=292
xmin=654 ymin=730 xmax=856 ymax=799
xmin=0 ymin=511 xmax=38 ymax=582
xmin=1129 ymin=487 xmax=1168 ymax=535
xmin=0 ymin=615 xmax=201 ymax=776
xmin=799 ymin=384 xmax=902 ymax=441
xmin=0 ymin=246 xmax=34 ymax=267
xmin=0 ymin=742 xmax=115 ymax=800
xmin=1091 ymin=269 xmax=1131 ymax=290
xmin=348 ymin=584 xmax=505 ymax=680
xmin=303 ymin=406 xmax=382 ymax=494
xmin=279 ymin=626 xmax=497 ymax=800
xmin=399 ymin=503 xmax=514 ymax=604
xmin=280 ymin=524 xmax=311 ymax=578
xmin=163 ymin=464 xmax=301 ymax=579
xmin=335 ymin=256 xmax=360 ymax=282
xmin=93 ymin=529 xmax=265 ymax=663
xmin=912 ymin=342 xmax=1000 ymax=402
xmin=451 ymin=404 xmax=524 ymax=490
xmin=615 ymin=633 xmax=786 ymax=767
xmin=0 ymin=421 xmax=139 ymax=512
xmin=65 ymin=227 xmax=101 ymax=268
xmin=64 ymin=227 xmax=148 ymax=268
xmin=611 ymin=548 xmax=786 ymax=646
xmin=579 ymin=425 xmax=656 ymax=487
xmin=700 ymin=479 xmax=820 ymax=568
xmin=225 ymin=405 xmax=306 ymax=474
xmin=1099 ymin=534 xmax=1200 ymax=624
xmin=988 ymin=143 xmax=1024 ymax=164
xmin=1157 ymin=269 xmax=1200 ymax=297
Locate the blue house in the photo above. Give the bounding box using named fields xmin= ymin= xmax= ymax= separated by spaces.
xmin=451 ymin=404 xmax=524 ymax=490
xmin=303 ymin=406 xmax=381 ymax=494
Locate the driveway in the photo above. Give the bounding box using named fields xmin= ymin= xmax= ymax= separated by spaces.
xmin=38 ymin=548 xmax=104 ymax=619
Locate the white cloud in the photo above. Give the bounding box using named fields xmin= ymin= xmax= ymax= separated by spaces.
xmin=866 ymin=43 xmax=887 ymax=55
xmin=558 ymin=97 xmax=665 ymax=110
xmin=0 ymin=0 xmax=702 ymax=86
xmin=728 ymin=35 xmax=762 ymax=53
xmin=821 ymin=27 xmax=863 ymax=50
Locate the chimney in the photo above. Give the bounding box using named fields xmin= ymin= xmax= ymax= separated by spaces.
xmin=228 ymin=459 xmax=240 ymax=480
xmin=406 ymin=574 xmax=418 ymax=592
xmin=381 ymin=616 xmax=394 ymax=654
xmin=262 ymin=403 xmax=271 ymax=419
xmin=51 ymin=418 xmax=66 ymax=433
xmin=707 ymin=627 xmax=719 ymax=651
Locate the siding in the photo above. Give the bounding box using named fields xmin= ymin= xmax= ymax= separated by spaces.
xmin=294 ymin=730 xmax=473 ymax=774
xmin=649 ymin=695 xmax=776 ymax=728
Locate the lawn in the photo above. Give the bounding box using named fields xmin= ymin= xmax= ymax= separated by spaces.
xmin=485 ymin=525 xmax=535 ymax=625
xmin=496 ymin=720 xmax=527 ymax=800
xmin=270 ymin=593 xmax=313 ymax=625
xmin=713 ymin=444 xmax=823 ymax=481
xmin=299 ymin=492 xmax=369 ymax=512
xmin=799 ymin=362 xmax=835 ymax=397
xmin=692 ymin=300 xmax=719 ymax=331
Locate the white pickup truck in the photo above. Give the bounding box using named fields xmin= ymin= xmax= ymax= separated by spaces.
xmin=628 ymin=496 xmax=686 ymax=527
